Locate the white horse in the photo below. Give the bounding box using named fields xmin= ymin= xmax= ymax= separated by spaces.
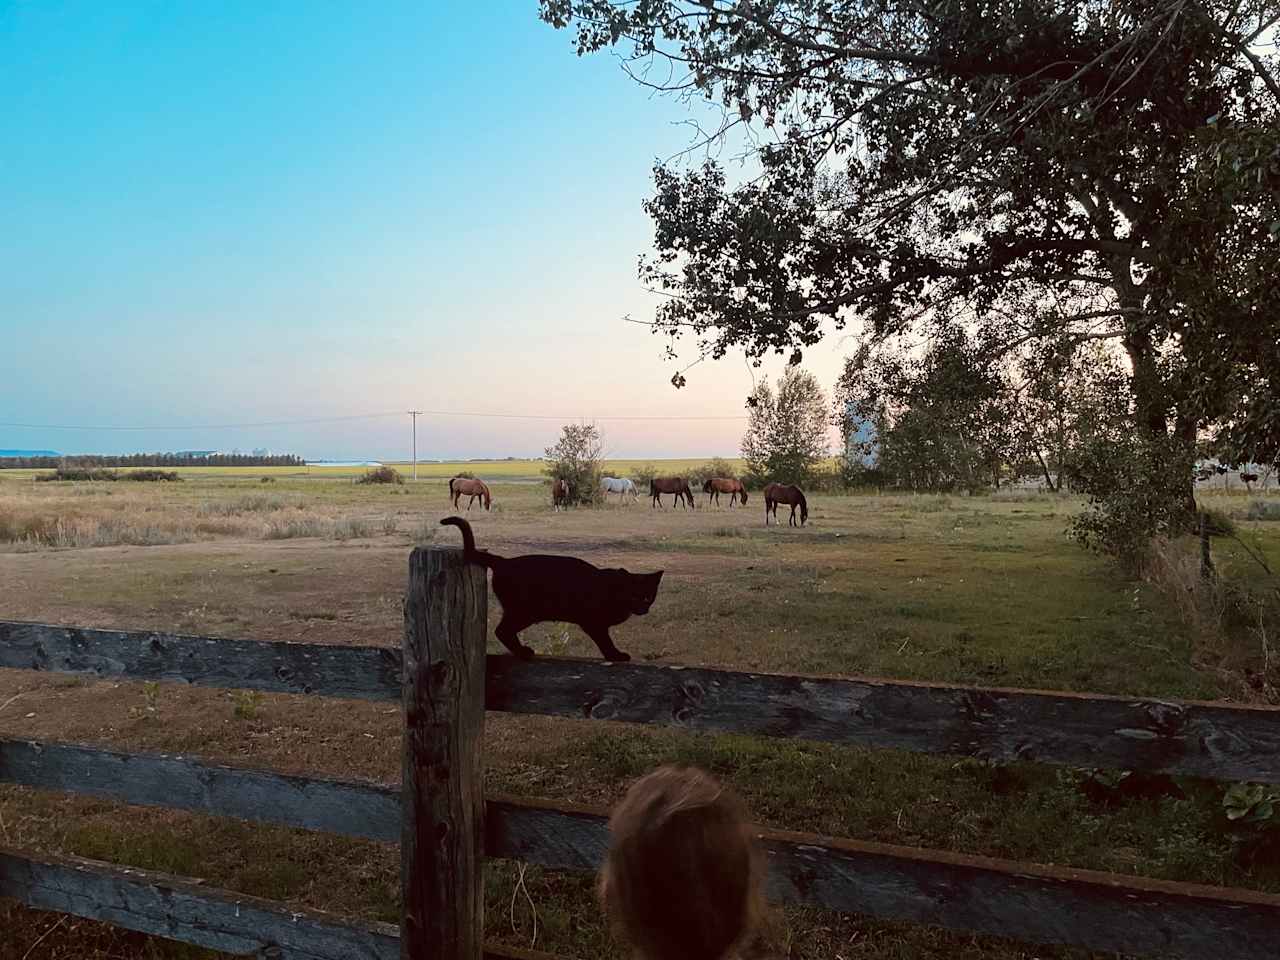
xmin=599 ymin=476 xmax=639 ymax=503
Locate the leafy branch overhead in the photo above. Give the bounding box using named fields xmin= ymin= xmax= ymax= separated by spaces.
xmin=541 ymin=0 xmax=1280 ymax=463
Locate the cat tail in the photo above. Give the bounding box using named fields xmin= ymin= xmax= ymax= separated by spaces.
xmin=439 ymin=516 xmax=500 ymax=567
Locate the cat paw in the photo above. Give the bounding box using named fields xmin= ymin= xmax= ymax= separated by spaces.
xmin=606 ymin=651 xmax=632 ymax=663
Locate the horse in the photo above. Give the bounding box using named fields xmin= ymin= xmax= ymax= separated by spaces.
xmin=650 ymin=477 xmax=694 ymax=509
xmin=552 ymin=477 xmax=574 ymax=511
xmin=764 ymin=483 xmax=808 ymax=527
xmin=449 ymin=476 xmax=491 ymax=511
xmin=600 ymin=476 xmax=639 ymax=503
xmin=703 ymin=477 xmax=748 ymax=508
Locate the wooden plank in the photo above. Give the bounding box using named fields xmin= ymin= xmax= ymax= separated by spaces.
xmin=487 ymin=795 xmax=1280 ymax=960
xmin=0 ymin=738 xmax=400 ymax=842
xmin=7 ymin=616 xmax=1280 ymax=783
xmin=487 ymin=656 xmax=1280 ymax=783
xmin=401 ymin=546 xmax=487 ymax=960
xmin=6 ymin=739 xmax=1280 ymax=960
xmin=0 ymin=845 xmax=398 ymax=959
xmin=0 ymin=846 xmax=559 ymax=960
xmin=0 ymin=619 xmax=401 ymax=700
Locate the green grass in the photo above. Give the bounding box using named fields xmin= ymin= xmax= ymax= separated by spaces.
xmin=3 ymin=481 xmax=1280 ymax=958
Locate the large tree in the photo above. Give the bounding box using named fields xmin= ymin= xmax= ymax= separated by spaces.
xmin=742 ymin=366 xmax=830 ymax=483
xmin=541 ymin=0 xmax=1280 ymax=469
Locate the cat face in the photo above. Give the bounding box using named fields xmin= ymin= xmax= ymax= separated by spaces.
xmin=627 ymin=570 xmax=664 ymax=615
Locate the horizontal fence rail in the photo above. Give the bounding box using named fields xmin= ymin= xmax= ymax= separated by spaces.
xmin=0 ymin=847 xmax=552 ymax=960
xmin=0 ymin=621 xmax=401 ymax=701
xmin=7 ymin=619 xmax=1280 ymax=783
xmin=5 ymin=737 xmax=1280 ymax=960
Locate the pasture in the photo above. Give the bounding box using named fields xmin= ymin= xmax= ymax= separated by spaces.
xmin=2 ymin=471 xmax=1279 ymax=958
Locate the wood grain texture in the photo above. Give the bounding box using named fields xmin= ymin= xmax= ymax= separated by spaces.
xmin=0 ymin=738 xmax=400 ymax=842
xmin=0 ymin=845 xmax=398 ymax=959
xmin=0 ymin=846 xmax=564 ymax=960
xmin=0 ymin=619 xmax=401 ymax=700
xmin=6 ymin=618 xmax=1280 ymax=783
xmin=487 ymin=656 xmax=1280 ymax=782
xmin=6 ymin=737 xmax=1280 ymax=959
xmin=401 ymin=546 xmax=488 ymax=960
xmin=488 ymin=795 xmax=1280 ymax=960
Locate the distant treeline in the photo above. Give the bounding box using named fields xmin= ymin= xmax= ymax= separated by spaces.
xmin=0 ymin=453 xmax=305 ymax=469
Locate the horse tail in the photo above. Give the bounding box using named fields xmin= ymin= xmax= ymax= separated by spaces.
xmin=740 ymin=488 xmax=749 ymax=505
xmin=439 ymin=516 xmax=500 ymax=567
xmin=798 ymin=491 xmax=809 ymax=521
xmin=448 ymin=477 xmax=455 ymax=498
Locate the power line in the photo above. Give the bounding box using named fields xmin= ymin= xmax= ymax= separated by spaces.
xmin=1 ymin=407 xmax=749 ymax=432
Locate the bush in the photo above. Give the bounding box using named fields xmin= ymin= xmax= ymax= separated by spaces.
xmin=1245 ymin=500 xmax=1280 ymax=522
xmin=687 ymin=458 xmax=740 ymax=488
xmin=1067 ymin=433 xmax=1196 ymax=571
xmin=628 ymin=463 xmax=659 ymax=488
xmin=545 ymin=424 xmax=604 ymax=505
xmin=357 ymin=466 xmax=404 ymax=485
xmin=36 ymin=468 xmax=118 ymax=482
xmin=124 ymin=469 xmax=181 ymax=482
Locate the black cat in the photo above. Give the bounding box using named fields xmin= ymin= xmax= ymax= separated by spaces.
xmin=440 ymin=517 xmax=662 ymax=662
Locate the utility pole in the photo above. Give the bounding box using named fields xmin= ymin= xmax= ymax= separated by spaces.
xmin=408 ymin=410 xmax=422 ymax=480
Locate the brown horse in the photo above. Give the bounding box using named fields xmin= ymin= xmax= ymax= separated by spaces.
xmin=449 ymin=476 xmax=491 ymax=511
xmin=650 ymin=477 xmax=694 ymax=509
xmin=703 ymin=477 xmax=748 ymax=507
xmin=552 ymin=477 xmax=574 ymax=511
xmin=764 ymin=483 xmax=808 ymax=526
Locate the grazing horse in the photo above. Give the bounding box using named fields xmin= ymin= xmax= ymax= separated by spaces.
xmin=552 ymin=477 xmax=574 ymax=511
xmin=764 ymin=483 xmax=808 ymax=527
xmin=650 ymin=477 xmax=694 ymax=509
xmin=1241 ymin=471 xmax=1259 ymax=490
xmin=703 ymin=477 xmax=748 ymax=508
xmin=449 ymin=476 xmax=491 ymax=511
xmin=600 ymin=476 xmax=639 ymax=503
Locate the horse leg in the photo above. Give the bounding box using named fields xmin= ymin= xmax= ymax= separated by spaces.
xmin=789 ymin=504 xmax=797 ymax=527
xmin=584 ymin=623 xmax=630 ymax=662
xmin=495 ymin=614 xmax=536 ymax=659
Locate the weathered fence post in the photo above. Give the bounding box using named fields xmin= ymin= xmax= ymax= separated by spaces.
xmin=401 ymin=546 xmax=488 ymax=960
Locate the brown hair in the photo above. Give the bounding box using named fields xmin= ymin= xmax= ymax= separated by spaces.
xmin=600 ymin=765 xmax=762 ymax=960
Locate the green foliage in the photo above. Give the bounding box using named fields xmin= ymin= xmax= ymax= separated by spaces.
xmin=686 ymin=456 xmax=740 ymax=487
xmin=1246 ymin=500 xmax=1280 ymax=522
xmin=124 ymin=469 xmax=181 ymax=482
xmin=544 ymin=423 xmax=605 ymax=504
xmin=542 ymin=0 xmax=1280 ymax=507
xmin=232 ymin=690 xmax=263 ymax=720
xmin=1224 ymin=783 xmax=1279 ymax=825
xmin=357 ymin=466 xmax=404 ymax=485
xmin=628 ymin=462 xmax=658 ymax=487
xmin=1068 ymin=433 xmax=1197 ymax=569
xmin=741 ymin=367 xmax=829 ymax=486
xmin=37 ymin=467 xmax=119 ymax=482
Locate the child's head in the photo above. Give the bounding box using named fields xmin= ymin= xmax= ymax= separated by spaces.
xmin=600 ymin=765 xmax=761 ymax=960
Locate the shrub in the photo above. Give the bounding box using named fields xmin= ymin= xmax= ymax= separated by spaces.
xmin=1067 ymin=433 xmax=1196 ymax=571
xmin=36 ymin=468 xmax=118 ymax=482
xmin=1245 ymin=500 xmax=1280 ymax=522
xmin=629 ymin=463 xmax=659 ymax=487
xmin=124 ymin=469 xmax=181 ymax=482
xmin=260 ymin=476 xmax=275 ymax=484
xmin=357 ymin=466 xmax=404 ymax=485
xmin=545 ymin=424 xmax=604 ymax=505
xmin=687 ymin=458 xmax=740 ymax=488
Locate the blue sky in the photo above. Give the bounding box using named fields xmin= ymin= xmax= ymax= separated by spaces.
xmin=1 ymin=1 xmax=848 ymax=459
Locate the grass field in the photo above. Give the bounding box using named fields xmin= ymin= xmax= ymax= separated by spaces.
xmin=2 ymin=476 xmax=1279 ymax=958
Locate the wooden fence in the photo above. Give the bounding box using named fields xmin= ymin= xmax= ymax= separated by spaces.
xmin=2 ymin=545 xmax=1280 ymax=958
